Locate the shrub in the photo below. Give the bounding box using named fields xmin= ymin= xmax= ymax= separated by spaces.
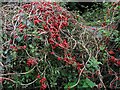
xmin=0 ymin=1 xmax=120 ymax=90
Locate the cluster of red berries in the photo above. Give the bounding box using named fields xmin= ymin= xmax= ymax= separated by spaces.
xmin=40 ymin=77 xmax=47 ymax=90
xmin=9 ymin=2 xmax=84 ymax=89
xmin=26 ymin=58 xmax=38 ymax=66
xmin=13 ymin=1 xmax=83 ymax=70
xmin=108 ymin=49 xmax=120 ymax=66
xmin=36 ymin=75 xmax=47 ymax=90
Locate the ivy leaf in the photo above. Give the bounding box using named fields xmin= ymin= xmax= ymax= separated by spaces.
xmin=16 ymin=36 xmax=23 ymax=42
xmin=100 ymin=45 xmax=105 ymax=51
xmin=4 ymin=50 xmax=9 ymax=54
xmin=83 ymin=78 xmax=96 ymax=88
xmin=6 ymin=55 xmax=13 ymax=63
xmin=117 ymin=6 xmax=120 ymax=9
xmin=29 ymin=44 xmax=34 ymax=49
xmin=25 ymin=67 xmax=29 ymax=71
xmin=82 ymin=81 xmax=89 ymax=88
xmin=88 ymin=57 xmax=102 ymax=70
xmin=64 ymin=82 xmax=76 ymax=89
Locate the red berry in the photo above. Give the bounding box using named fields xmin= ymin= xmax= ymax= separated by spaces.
xmin=77 ymin=63 xmax=83 ymax=70
xmin=102 ymin=22 xmax=106 ymax=27
xmin=9 ymin=40 xmax=13 ymax=44
xmin=50 ymin=52 xmax=55 ymax=55
xmin=34 ymin=19 xmax=42 ymax=25
xmin=57 ymin=57 xmax=61 ymax=61
xmin=22 ymin=45 xmax=26 ymax=49
xmin=41 ymin=83 xmax=47 ymax=90
xmin=57 ymin=37 xmax=61 ymax=41
xmin=39 ymin=77 xmax=46 ymax=83
xmin=0 ymin=77 xmax=4 ymax=83
xmin=27 ymin=58 xmax=37 ymax=66
xmin=37 ymin=74 xmax=40 ymax=79
xmin=24 ymin=35 xmax=27 ymax=41
xmin=108 ymin=50 xmax=115 ymax=55
xmin=116 ymin=60 xmax=120 ymax=66
xmin=109 ymin=56 xmax=116 ymax=63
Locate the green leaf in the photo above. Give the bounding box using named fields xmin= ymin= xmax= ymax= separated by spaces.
xmin=87 ymin=57 xmax=102 ymax=71
xmin=31 ymin=49 xmax=35 ymax=53
xmin=25 ymin=67 xmax=29 ymax=71
xmin=100 ymin=45 xmax=105 ymax=51
xmin=16 ymin=36 xmax=23 ymax=42
xmin=106 ymin=19 xmax=110 ymax=23
xmin=117 ymin=6 xmax=120 ymax=9
xmin=64 ymin=82 xmax=76 ymax=89
xmin=83 ymin=78 xmax=96 ymax=88
xmin=4 ymin=50 xmax=9 ymax=54
xmin=29 ymin=44 xmax=34 ymax=49
xmin=82 ymin=82 xmax=89 ymax=88
xmin=12 ymin=51 xmax=17 ymax=59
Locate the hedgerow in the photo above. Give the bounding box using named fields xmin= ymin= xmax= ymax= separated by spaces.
xmin=0 ymin=1 xmax=120 ymax=90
